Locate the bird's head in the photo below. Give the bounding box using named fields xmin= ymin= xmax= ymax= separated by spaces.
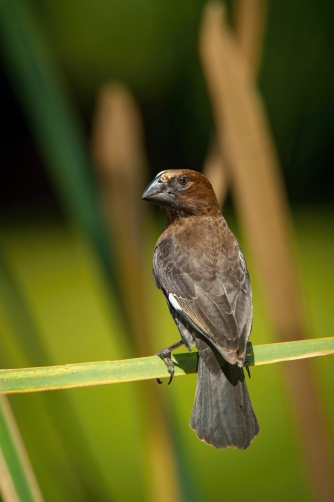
xmin=142 ymin=169 xmax=220 ymax=218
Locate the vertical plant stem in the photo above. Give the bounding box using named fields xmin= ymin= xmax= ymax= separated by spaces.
xmin=0 ymin=395 xmax=44 ymax=502
xmin=91 ymin=84 xmax=182 ymax=502
xmin=204 ymin=0 xmax=267 ymax=205
xmin=199 ymin=4 xmax=334 ymax=500
xmin=203 ymin=139 xmax=230 ymax=205
xmin=232 ymin=0 xmax=267 ymax=76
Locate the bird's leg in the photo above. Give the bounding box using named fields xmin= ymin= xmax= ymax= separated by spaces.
xmin=244 ymin=359 xmax=251 ymax=379
xmin=155 ymin=340 xmax=184 ymax=385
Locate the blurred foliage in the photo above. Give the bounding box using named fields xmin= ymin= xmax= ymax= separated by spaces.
xmin=0 ymin=0 xmax=333 ymax=500
xmin=0 ymin=219 xmax=146 ymax=501
xmin=28 ymin=0 xmax=334 ymax=202
xmin=1 ymin=211 xmax=334 ymax=500
xmin=0 ymin=0 xmax=113 ymax=279
xmin=0 ymin=395 xmax=43 ymax=502
xmin=1 ymin=0 xmax=334 ymax=208
xmin=32 ymin=0 xmax=203 ymax=96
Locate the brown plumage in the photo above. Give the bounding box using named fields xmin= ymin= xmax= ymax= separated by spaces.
xmin=142 ymin=169 xmax=259 ymax=449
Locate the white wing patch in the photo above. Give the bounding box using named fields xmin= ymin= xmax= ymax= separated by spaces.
xmin=168 ymin=293 xmax=182 ymax=311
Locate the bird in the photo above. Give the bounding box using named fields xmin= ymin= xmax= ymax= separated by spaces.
xmin=142 ymin=169 xmax=259 ymax=449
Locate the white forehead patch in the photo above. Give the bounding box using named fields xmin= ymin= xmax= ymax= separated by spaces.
xmin=160 ymin=171 xmax=176 ymax=182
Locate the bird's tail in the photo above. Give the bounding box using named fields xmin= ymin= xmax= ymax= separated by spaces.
xmin=190 ymin=342 xmax=260 ymax=449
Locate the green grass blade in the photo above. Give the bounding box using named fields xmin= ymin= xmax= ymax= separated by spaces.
xmin=0 ymin=225 xmax=147 ymax=500
xmin=246 ymin=337 xmax=334 ymax=365
xmin=0 ymin=395 xmax=43 ymax=501
xmin=0 ymin=337 xmax=333 ymax=394
xmin=0 ymin=0 xmax=112 ymax=276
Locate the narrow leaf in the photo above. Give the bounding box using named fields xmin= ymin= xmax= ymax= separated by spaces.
xmin=0 ymin=395 xmax=43 ymax=502
xmin=0 ymin=0 xmax=112 ymax=277
xmin=0 ymin=338 xmax=333 ymax=395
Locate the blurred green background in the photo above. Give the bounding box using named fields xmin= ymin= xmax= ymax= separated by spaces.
xmin=0 ymin=0 xmax=333 ymax=501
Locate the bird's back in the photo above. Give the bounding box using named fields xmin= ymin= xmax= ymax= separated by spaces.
xmin=153 ymin=213 xmax=252 ymax=366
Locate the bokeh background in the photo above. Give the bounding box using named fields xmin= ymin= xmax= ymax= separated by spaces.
xmin=0 ymin=0 xmax=333 ymax=501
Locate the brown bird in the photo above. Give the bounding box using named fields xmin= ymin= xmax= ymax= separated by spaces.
xmin=142 ymin=169 xmax=259 ymax=449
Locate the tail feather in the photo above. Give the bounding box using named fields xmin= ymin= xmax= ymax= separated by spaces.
xmin=190 ymin=346 xmax=260 ymax=449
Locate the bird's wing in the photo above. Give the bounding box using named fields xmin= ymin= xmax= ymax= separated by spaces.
xmin=153 ymin=223 xmax=252 ymax=356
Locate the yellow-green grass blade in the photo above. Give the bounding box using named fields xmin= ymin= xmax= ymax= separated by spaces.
xmin=0 ymin=224 xmax=146 ymax=501
xmin=0 ymin=395 xmax=43 ymax=502
xmin=0 ymin=240 xmax=124 ymax=501
xmin=246 ymin=337 xmax=334 ymax=365
xmin=0 ymin=337 xmax=333 ymax=394
xmin=0 ymin=0 xmax=112 ymax=278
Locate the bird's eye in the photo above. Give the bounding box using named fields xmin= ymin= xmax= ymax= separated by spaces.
xmin=177 ymin=175 xmax=188 ymax=186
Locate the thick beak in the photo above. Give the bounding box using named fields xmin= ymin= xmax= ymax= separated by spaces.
xmin=142 ymin=176 xmax=174 ymax=206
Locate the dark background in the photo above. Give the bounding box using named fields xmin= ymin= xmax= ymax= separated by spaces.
xmin=1 ymin=0 xmax=333 ymax=215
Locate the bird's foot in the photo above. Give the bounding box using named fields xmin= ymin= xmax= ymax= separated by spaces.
xmin=155 ymin=348 xmax=175 ymax=385
xmin=244 ymin=358 xmax=251 ymax=379
xmin=155 ymin=340 xmax=184 ymax=385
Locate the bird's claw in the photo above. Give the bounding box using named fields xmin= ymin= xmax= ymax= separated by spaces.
xmin=167 ymin=361 xmax=175 ymax=385
xmin=155 ymin=349 xmax=175 ymax=385
xmin=244 ymin=359 xmax=251 ymax=379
